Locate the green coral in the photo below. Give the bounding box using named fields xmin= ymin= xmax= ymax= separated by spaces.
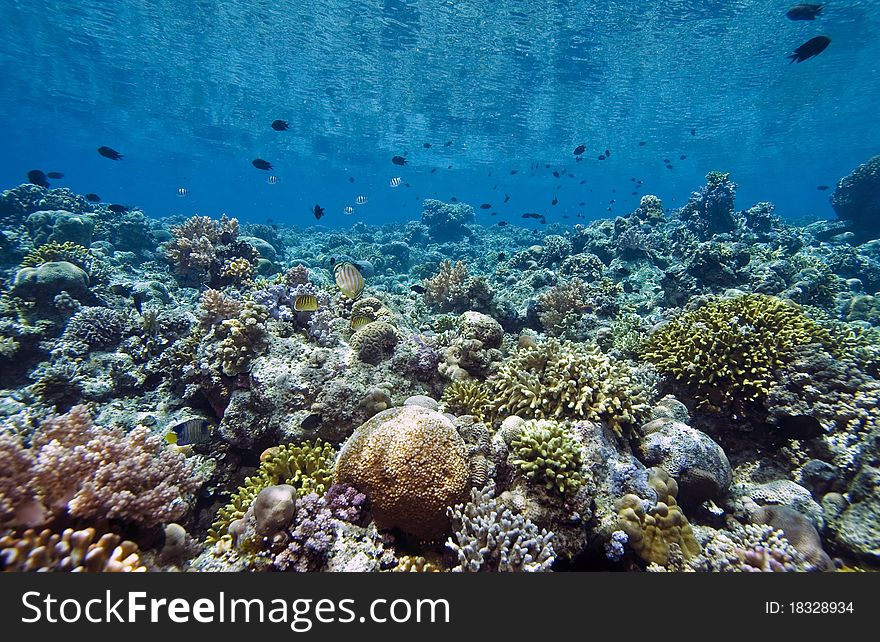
xmin=208 ymin=439 xmax=336 ymax=543
xmin=490 ymin=338 xmax=649 ymax=435
xmin=509 ymin=420 xmax=584 ymax=494
xmin=19 ymin=241 xmax=106 ymax=281
xmin=611 ymin=312 xmax=650 ymax=358
xmin=644 ymin=294 xmax=835 ymax=412
xmin=440 ymin=380 xmax=491 ymax=421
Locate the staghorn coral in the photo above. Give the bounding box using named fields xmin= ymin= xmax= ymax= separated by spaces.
xmin=490 ymin=338 xmax=650 ymax=435
xmin=422 ymin=260 xmax=494 ymax=314
xmin=446 ymin=486 xmax=555 ymax=572
xmin=615 ymin=467 xmax=700 ymax=567
xmin=440 ymin=380 xmax=492 ymax=421
xmin=349 ymin=320 xmax=398 ymax=364
xmin=208 ymin=439 xmax=336 ymax=543
xmin=335 ymin=406 xmax=470 ymax=540
xmin=0 ymin=527 xmax=146 ymax=572
xmin=644 ymin=294 xmax=835 ymax=415
xmin=509 ymin=420 xmax=584 ymax=494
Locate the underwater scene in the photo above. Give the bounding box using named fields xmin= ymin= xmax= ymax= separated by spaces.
xmin=0 ymin=0 xmax=879 ymax=573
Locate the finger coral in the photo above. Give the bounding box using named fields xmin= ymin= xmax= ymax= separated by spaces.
xmin=335 ymin=406 xmax=470 ymax=540
xmin=490 ymin=337 xmax=650 ymax=435
xmin=440 ymin=379 xmax=491 ymax=420
xmin=0 ymin=527 xmax=145 ymax=572
xmin=509 ymin=420 xmax=584 ymax=494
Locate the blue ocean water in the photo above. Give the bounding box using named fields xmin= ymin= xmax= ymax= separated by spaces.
xmin=1 ymin=0 xmax=877 ymax=228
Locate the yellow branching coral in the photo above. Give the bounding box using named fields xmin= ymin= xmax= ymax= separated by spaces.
xmin=489 ymin=338 xmax=649 ymax=435
xmin=644 ymin=294 xmax=835 ymax=412
xmin=509 ymin=420 xmax=584 ymax=494
xmin=208 ymin=439 xmax=336 ymax=543
xmin=440 ymin=380 xmax=491 ymax=421
xmin=615 ymin=467 xmax=700 ymax=567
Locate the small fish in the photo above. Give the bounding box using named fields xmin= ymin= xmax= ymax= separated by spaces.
xmin=510 ymin=169 xmax=518 ymax=175
xmin=447 ymin=165 xmax=452 ymax=170
xmin=392 ymin=155 xmax=408 ymax=166
xmin=450 ymin=196 xmax=458 ymax=203
xmin=343 ymin=206 xmax=355 ymax=215
xmin=480 ymin=203 xmax=492 ymax=209
xmin=410 ymin=284 xmax=426 ymax=294
xmin=598 ymin=154 xmax=606 ymax=160
xmin=638 ymin=141 xmax=646 ymax=146
xmin=252 ymin=158 xmax=273 ymax=170
xmin=423 ymin=142 xmax=432 ymax=148
xmin=663 ymin=158 xmax=671 ymax=163
xmin=389 ymin=177 xmax=401 ymax=188
xmin=666 ymin=164 xmax=674 ymax=170
xmin=164 ymin=417 xmax=213 ymax=446
xmin=267 ymin=175 xmax=279 ymax=185
xmin=522 ymin=212 xmax=542 ymax=219
xmin=349 ymin=176 xmax=355 ymax=183
xmin=497 ymin=252 xmax=506 ymax=261
xmin=27 ymin=170 xmax=50 ymax=188
xmin=680 ymin=155 xmax=687 ymax=160
xmin=573 ymin=144 xmax=586 ymax=156
xmin=690 ymin=128 xmax=696 ymax=136
xmin=85 ymin=193 xmax=101 ymax=202
xmin=351 ymin=315 xmax=372 ymax=330
xmin=300 ymin=414 xmax=322 ymax=430
xmin=98 ymin=146 xmax=123 ymax=160
xmin=553 ymin=171 xmax=560 ymax=178
xmin=786 ymin=4 xmax=823 ymax=21
xmin=356 ymin=195 xmax=368 ymax=205
xmin=46 ymin=172 xmax=64 ymax=179
xmin=312 ymin=203 xmax=325 ymax=220
xmin=444 ymin=141 xmax=452 ymax=147
xmin=108 ymin=204 xmax=129 ymax=213
xmin=579 ymin=180 xmax=586 ymax=185
xmin=604 ymin=149 xmax=610 ymax=157
xmin=293 ymin=294 xmax=318 ymax=312
xmin=551 ymin=196 xmax=558 ymax=206
xmin=788 ymin=36 xmax=831 ymax=63
xmin=816 ymin=185 xmax=830 ymax=191
xmin=497 ymin=221 xmax=508 ymax=226
xmin=504 ymin=194 xmax=510 ymax=203
xmin=177 ymin=187 xmax=188 ymax=197
xmin=430 ymin=168 xmax=437 ymax=174
xmin=335 ymin=262 xmax=365 ymax=300
xmin=632 ymin=191 xmax=637 ymax=196
xmin=490 ymin=212 xmax=498 ymax=216
xmin=579 ymin=202 xmax=586 ymax=206
xmin=271 ymin=119 xmax=289 ymax=131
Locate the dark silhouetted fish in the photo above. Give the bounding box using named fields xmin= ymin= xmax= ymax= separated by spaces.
xmin=312 ymin=203 xmax=325 ymax=220
xmin=553 ymin=170 xmax=560 ymax=178
xmin=632 ymin=191 xmax=637 ymax=195
xmin=447 ymin=165 xmax=452 ymax=169
xmin=98 ymin=146 xmax=123 ymax=160
xmin=598 ymin=154 xmax=606 ymax=160
xmin=663 ymin=158 xmax=670 ymax=163
xmin=579 ymin=180 xmax=586 ymax=185
xmin=430 ymin=168 xmax=437 ymax=174
xmin=423 ymin=142 xmax=432 ymax=148
xmin=573 ymin=144 xmax=586 ymax=156
xmin=497 ymin=221 xmax=507 ymax=226
xmin=510 ymin=169 xmax=518 ymax=175
xmin=392 ymin=155 xmax=408 ymax=165
xmin=787 ymin=36 xmax=831 ymax=63
xmin=349 ymin=176 xmax=355 ymax=183
xmin=816 ymin=185 xmax=830 ymax=190
xmin=666 ymin=164 xmax=674 ymax=170
xmin=46 ymin=172 xmax=63 ymax=179
xmin=680 ymin=155 xmax=687 ymax=160
xmin=504 ymin=194 xmax=510 ymax=203
xmin=252 ymin=158 xmax=273 ymax=170
xmin=480 ymin=203 xmax=492 ymax=209
xmin=522 ymin=212 xmax=543 ymax=220
xmin=300 ymin=414 xmax=322 ymax=430
xmin=551 ymin=196 xmax=558 ymax=206
xmin=604 ymin=149 xmax=610 ymax=157
xmin=85 ymin=193 xmax=101 ymax=202
xmin=450 ymin=196 xmax=458 ymax=202
xmin=690 ymin=128 xmax=696 ymax=135
xmin=444 ymin=141 xmax=452 ymax=147
xmin=27 ymin=170 xmax=50 ymax=188
xmin=410 ymin=284 xmax=426 ymax=294
xmin=271 ymin=119 xmax=289 ymax=131
xmin=108 ymin=204 xmax=129 ymax=213
xmin=786 ymin=4 xmax=823 ymax=20
xmin=579 ymin=202 xmax=585 ymax=206
xmin=638 ymin=141 xmax=646 ymax=146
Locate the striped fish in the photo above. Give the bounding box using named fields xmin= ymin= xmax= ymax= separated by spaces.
xmin=343 ymin=206 xmax=354 ymax=215
xmin=355 ymin=195 xmax=368 ymax=205
xmin=334 ymin=262 xmax=365 ymax=300
xmin=267 ymin=175 xmax=279 ymax=185
xmin=350 ymin=315 xmax=372 ymax=330
xmin=389 ymin=177 xmax=401 ymax=188
xmin=293 ymin=294 xmax=318 ymax=312
xmin=177 ymin=187 xmax=188 ymax=197
xmin=164 ymin=417 xmax=213 ymax=446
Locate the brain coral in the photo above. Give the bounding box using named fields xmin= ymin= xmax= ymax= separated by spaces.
xmin=489 ymin=338 xmax=649 ymax=435
xmin=644 ymin=294 xmax=834 ymax=414
xmin=335 ymin=406 xmax=470 ymax=540
xmin=349 ymin=320 xmax=398 ymax=364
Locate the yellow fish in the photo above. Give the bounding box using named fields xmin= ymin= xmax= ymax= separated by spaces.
xmin=164 ymin=417 xmax=213 ymax=446
xmin=293 ymin=294 xmax=318 ymax=312
xmin=351 ymin=315 xmax=372 ymax=331
xmin=334 ymin=262 xmax=365 ymax=300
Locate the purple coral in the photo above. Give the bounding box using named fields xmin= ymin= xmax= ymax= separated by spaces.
xmin=273 ymin=493 xmax=335 ymax=572
xmin=324 ymin=483 xmax=368 ymax=523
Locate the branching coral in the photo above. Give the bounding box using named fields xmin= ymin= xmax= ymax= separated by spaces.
xmin=208 ymin=439 xmax=336 ymax=543
xmin=200 ymin=301 xmax=269 ymax=376
xmin=272 ymin=492 xmax=335 ymax=572
xmin=689 ymin=523 xmax=810 ymax=572
xmin=489 ymin=338 xmax=650 ymax=435
xmin=440 ymin=380 xmax=491 ymax=421
xmin=0 ymin=406 xmax=202 ymax=529
xmin=62 ymin=306 xmax=129 ymax=351
xmin=644 ymin=294 xmax=835 ymax=414
xmin=615 ymin=467 xmax=700 ymax=567
xmin=163 ymin=214 xmax=259 ymax=286
xmin=446 ymin=486 xmax=555 ymax=572
xmin=422 ymin=260 xmax=494 ymax=314
xmin=0 ymin=527 xmax=146 ymax=572
xmin=537 ymin=277 xmax=621 ymax=335
xmin=509 ymin=420 xmax=584 ymax=494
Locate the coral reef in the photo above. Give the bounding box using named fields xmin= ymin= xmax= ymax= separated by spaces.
xmin=831 ymin=154 xmax=880 ymax=243
xmin=0 ymin=527 xmax=146 ymax=572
